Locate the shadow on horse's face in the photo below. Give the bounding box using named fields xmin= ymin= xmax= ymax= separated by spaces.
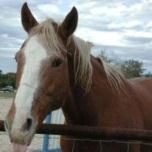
xmin=5 ymin=2 xmax=78 ymax=146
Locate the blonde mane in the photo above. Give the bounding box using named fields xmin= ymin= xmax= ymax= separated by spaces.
xmin=29 ymin=18 xmax=124 ymax=93
xmin=72 ymin=36 xmax=92 ymax=92
xmin=101 ymin=60 xmax=126 ymax=93
xmin=69 ymin=35 xmax=125 ymax=93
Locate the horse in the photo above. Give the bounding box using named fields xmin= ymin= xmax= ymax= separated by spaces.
xmin=5 ymin=2 xmax=152 ymax=152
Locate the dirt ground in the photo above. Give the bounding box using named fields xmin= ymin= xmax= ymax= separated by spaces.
xmin=0 ymin=98 xmax=44 ymax=152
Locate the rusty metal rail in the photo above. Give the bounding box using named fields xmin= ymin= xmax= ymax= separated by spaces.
xmin=1 ymin=120 xmax=152 ymax=143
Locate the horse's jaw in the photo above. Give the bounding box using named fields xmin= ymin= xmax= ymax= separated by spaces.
xmin=12 ymin=143 xmax=28 ymax=152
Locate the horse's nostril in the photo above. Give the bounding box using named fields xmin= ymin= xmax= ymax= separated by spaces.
xmin=23 ymin=118 xmax=33 ymax=131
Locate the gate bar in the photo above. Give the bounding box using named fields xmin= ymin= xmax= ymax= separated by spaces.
xmin=1 ymin=120 xmax=152 ymax=143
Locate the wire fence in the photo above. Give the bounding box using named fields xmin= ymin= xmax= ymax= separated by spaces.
xmin=1 ymin=131 xmax=152 ymax=152
xmin=1 ymin=126 xmax=152 ymax=152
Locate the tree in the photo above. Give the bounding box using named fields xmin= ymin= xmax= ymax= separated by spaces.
xmin=0 ymin=72 xmax=16 ymax=88
xmin=99 ymin=50 xmax=113 ymax=63
xmin=144 ymin=72 xmax=152 ymax=78
xmin=121 ymin=60 xmax=144 ymax=78
xmin=98 ymin=50 xmax=147 ymax=79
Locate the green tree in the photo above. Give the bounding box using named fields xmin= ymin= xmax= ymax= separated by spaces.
xmin=0 ymin=71 xmax=16 ymax=88
xmin=121 ymin=60 xmax=144 ymax=78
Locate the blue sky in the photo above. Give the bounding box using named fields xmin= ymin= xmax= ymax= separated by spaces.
xmin=0 ymin=0 xmax=152 ymax=73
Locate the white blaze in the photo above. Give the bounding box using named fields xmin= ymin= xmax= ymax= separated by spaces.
xmin=12 ymin=36 xmax=47 ymax=130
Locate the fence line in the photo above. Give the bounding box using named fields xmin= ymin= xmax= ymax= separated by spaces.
xmin=1 ymin=120 xmax=152 ymax=143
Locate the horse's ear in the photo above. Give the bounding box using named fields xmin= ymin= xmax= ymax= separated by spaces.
xmin=21 ymin=2 xmax=38 ymax=33
xmin=59 ymin=7 xmax=78 ymax=39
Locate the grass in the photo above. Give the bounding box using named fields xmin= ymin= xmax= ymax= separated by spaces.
xmin=0 ymin=91 xmax=15 ymax=98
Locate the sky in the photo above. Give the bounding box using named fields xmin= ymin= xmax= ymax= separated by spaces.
xmin=0 ymin=0 xmax=152 ymax=73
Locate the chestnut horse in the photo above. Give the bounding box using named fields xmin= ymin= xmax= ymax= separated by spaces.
xmin=5 ymin=3 xmax=152 ymax=152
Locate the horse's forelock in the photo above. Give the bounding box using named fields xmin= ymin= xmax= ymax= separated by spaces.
xmin=29 ymin=19 xmax=66 ymax=55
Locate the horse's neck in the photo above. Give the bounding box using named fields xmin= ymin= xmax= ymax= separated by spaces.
xmin=62 ymin=89 xmax=99 ymax=125
xmin=62 ymin=90 xmax=81 ymax=124
xmin=64 ymin=39 xmax=130 ymax=126
xmin=63 ymin=56 xmax=129 ymax=126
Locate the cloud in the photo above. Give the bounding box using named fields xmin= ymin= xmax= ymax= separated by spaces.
xmin=123 ymin=36 xmax=152 ymax=45
xmin=0 ymin=0 xmax=152 ymax=73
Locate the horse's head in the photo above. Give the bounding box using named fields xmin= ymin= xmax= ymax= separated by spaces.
xmin=5 ymin=3 xmax=78 ymax=146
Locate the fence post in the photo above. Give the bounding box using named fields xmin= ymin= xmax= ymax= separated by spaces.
xmin=42 ymin=113 xmax=52 ymax=152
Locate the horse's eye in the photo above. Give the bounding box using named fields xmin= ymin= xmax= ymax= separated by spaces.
xmin=52 ymin=58 xmax=63 ymax=68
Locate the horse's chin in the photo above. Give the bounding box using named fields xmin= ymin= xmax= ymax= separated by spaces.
xmin=11 ymin=129 xmax=35 ymax=152
xmin=12 ymin=143 xmax=28 ymax=152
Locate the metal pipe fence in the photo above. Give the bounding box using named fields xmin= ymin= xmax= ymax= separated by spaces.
xmin=1 ymin=120 xmax=152 ymax=143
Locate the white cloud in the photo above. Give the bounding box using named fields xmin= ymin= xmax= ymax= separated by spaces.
xmin=76 ymin=27 xmax=124 ymax=46
xmin=0 ymin=0 xmax=152 ymax=72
